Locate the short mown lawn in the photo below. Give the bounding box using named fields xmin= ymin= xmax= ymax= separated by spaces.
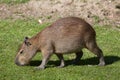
xmin=0 ymin=19 xmax=120 ymax=80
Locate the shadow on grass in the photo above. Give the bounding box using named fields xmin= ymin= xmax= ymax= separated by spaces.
xmin=29 ymin=56 xmax=120 ymax=67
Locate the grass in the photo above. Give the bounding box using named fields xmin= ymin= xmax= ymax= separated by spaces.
xmin=0 ymin=19 xmax=120 ymax=80
xmin=0 ymin=0 xmax=29 ymax=4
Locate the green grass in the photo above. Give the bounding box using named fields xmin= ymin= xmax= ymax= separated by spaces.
xmin=0 ymin=0 xmax=29 ymax=4
xmin=0 ymin=19 xmax=120 ymax=80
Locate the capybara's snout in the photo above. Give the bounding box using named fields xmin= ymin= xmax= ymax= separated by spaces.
xmin=15 ymin=58 xmax=28 ymax=66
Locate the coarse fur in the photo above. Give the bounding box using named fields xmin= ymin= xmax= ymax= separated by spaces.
xmin=15 ymin=17 xmax=105 ymax=69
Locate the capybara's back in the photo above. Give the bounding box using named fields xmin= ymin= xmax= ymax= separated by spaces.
xmin=40 ymin=17 xmax=96 ymax=53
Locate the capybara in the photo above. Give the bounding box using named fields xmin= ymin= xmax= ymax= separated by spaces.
xmin=15 ymin=17 xmax=105 ymax=69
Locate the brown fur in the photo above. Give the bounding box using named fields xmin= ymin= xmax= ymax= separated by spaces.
xmin=15 ymin=17 xmax=105 ymax=69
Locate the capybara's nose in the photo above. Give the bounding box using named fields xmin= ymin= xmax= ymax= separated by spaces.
xmin=15 ymin=60 xmax=21 ymax=66
xmin=15 ymin=60 xmax=25 ymax=66
xmin=15 ymin=58 xmax=22 ymax=66
xmin=15 ymin=58 xmax=29 ymax=66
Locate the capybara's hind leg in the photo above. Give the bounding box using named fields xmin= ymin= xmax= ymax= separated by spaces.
xmin=73 ymin=51 xmax=83 ymax=64
xmin=86 ymin=41 xmax=105 ymax=66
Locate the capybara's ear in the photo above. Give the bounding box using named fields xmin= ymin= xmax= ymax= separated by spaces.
xmin=24 ymin=37 xmax=32 ymax=46
xmin=25 ymin=37 xmax=29 ymax=40
xmin=24 ymin=37 xmax=29 ymax=42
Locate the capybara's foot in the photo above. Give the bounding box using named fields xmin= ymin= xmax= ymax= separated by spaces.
xmin=72 ymin=59 xmax=80 ymax=65
xmin=57 ymin=65 xmax=65 ymax=68
xmin=34 ymin=66 xmax=45 ymax=70
xmin=98 ymin=62 xmax=105 ymax=66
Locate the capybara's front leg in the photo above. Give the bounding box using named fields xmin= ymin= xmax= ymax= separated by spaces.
xmin=35 ymin=52 xmax=52 ymax=70
xmin=56 ymin=54 xmax=65 ymax=68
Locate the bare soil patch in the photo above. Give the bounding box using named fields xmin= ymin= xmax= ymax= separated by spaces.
xmin=0 ymin=0 xmax=120 ymax=27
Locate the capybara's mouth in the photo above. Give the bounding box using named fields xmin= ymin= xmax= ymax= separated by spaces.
xmin=15 ymin=60 xmax=29 ymax=66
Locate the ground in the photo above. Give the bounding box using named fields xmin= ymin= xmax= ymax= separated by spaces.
xmin=0 ymin=0 xmax=120 ymax=28
xmin=0 ymin=20 xmax=120 ymax=80
xmin=0 ymin=0 xmax=120 ymax=80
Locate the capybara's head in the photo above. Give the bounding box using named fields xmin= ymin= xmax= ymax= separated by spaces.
xmin=15 ymin=37 xmax=37 ymax=66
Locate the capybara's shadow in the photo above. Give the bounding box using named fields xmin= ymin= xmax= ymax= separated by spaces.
xmin=29 ymin=56 xmax=120 ymax=67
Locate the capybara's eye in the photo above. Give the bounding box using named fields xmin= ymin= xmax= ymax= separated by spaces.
xmin=20 ymin=50 xmax=23 ymax=54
